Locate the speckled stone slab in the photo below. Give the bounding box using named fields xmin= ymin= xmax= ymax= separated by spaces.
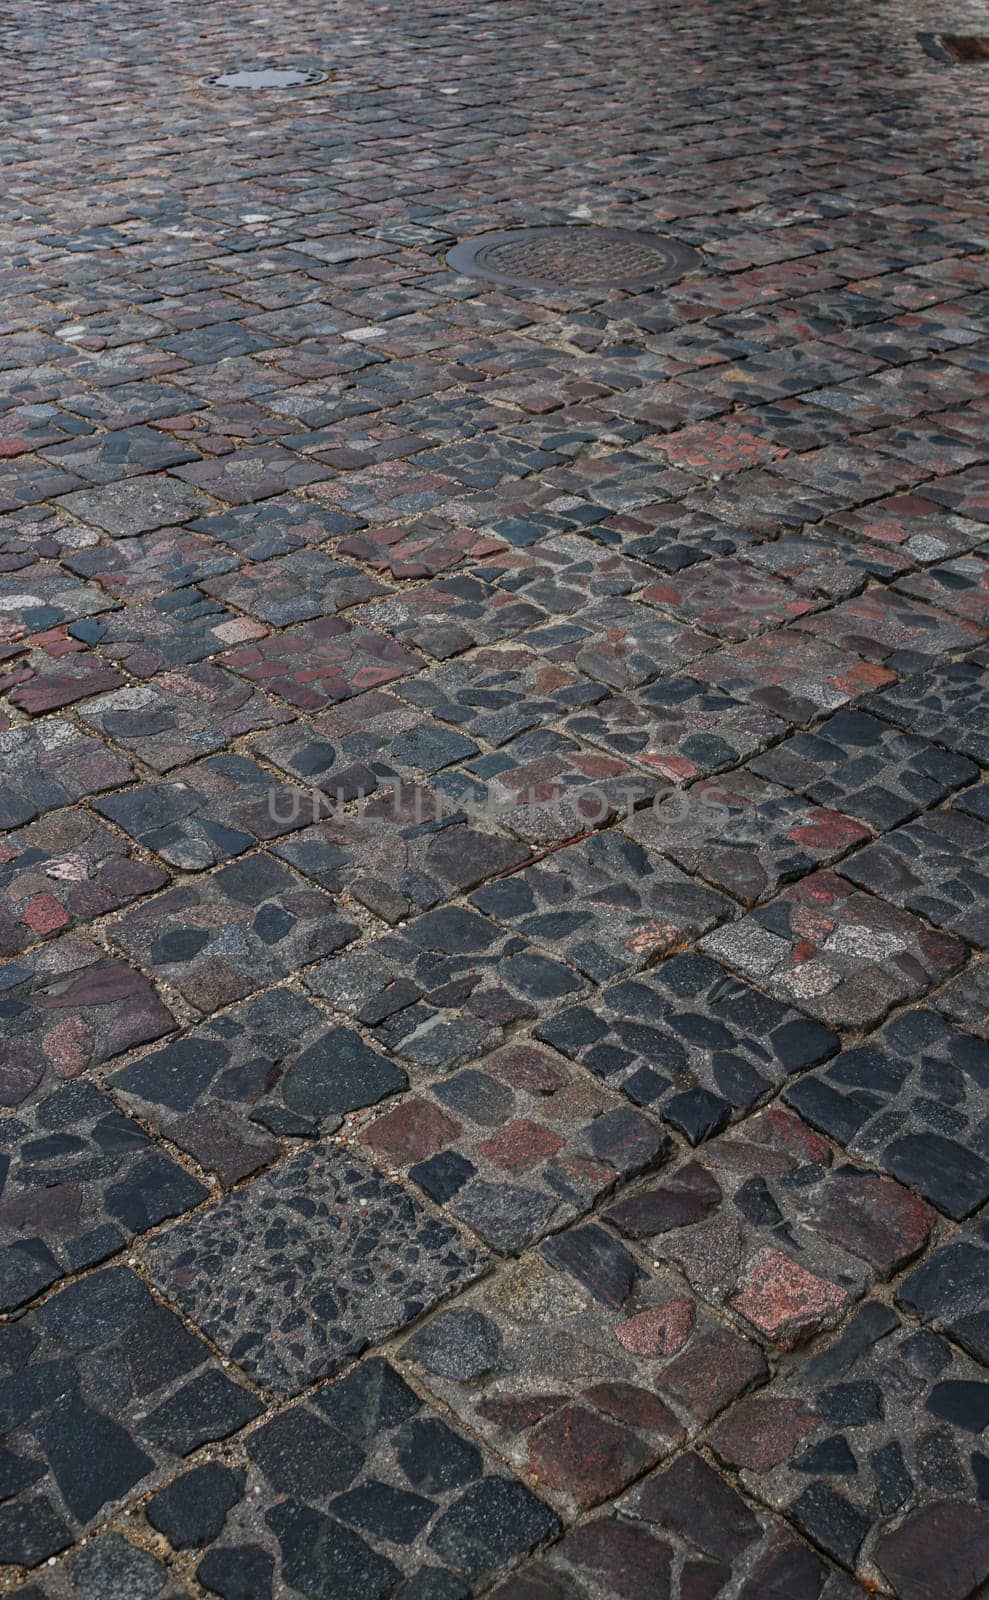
xmin=147 ymin=1145 xmax=486 ymax=1394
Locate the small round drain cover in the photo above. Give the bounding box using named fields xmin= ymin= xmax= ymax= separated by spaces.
xmin=202 ymin=67 xmax=326 ymax=89
xmin=447 ymin=225 xmax=701 ymax=291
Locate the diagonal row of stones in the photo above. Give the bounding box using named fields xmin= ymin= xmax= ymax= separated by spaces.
xmin=0 ymin=0 xmax=987 ymax=1596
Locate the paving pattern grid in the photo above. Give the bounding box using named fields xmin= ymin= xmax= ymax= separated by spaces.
xmin=0 ymin=0 xmax=986 ymax=1595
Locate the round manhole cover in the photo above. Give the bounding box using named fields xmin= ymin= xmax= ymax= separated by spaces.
xmin=447 ymin=225 xmax=701 ymax=291
xmin=202 ymin=67 xmax=326 ymax=89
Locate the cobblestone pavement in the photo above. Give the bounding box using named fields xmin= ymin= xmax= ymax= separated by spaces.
xmin=0 ymin=0 xmax=987 ymax=1594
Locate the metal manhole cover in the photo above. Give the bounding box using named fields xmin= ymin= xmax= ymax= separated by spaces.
xmin=918 ymin=32 xmax=989 ymax=62
xmin=446 ymin=225 xmax=701 ymax=291
xmin=202 ymin=67 xmax=326 ymax=89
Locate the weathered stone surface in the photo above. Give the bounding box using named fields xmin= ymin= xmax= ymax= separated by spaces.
xmin=363 ymin=1043 xmax=669 ymax=1252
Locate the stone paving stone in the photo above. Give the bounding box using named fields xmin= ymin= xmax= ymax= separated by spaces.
xmin=863 ymin=650 xmax=989 ymax=765
xmin=111 ymin=987 xmax=406 ymax=1185
xmin=469 ymin=830 xmax=731 ymax=981
xmin=399 ymin=1233 xmax=765 ymax=1511
xmin=840 ymin=802 xmax=989 ymax=948
xmin=110 ymin=853 xmax=359 ymax=1012
xmin=78 ymin=665 xmax=291 ymax=772
xmin=0 ymin=809 xmax=166 ymax=954
xmin=151 ymin=1358 xmax=558 ymax=1598
xmin=748 ymin=708 xmax=980 ymax=830
xmin=62 ymin=526 xmax=240 ymax=604
xmin=786 ymin=1008 xmax=989 ymax=1220
xmin=0 ymin=1265 xmax=261 ymax=1565
xmin=272 ymin=787 xmax=531 ymax=922
xmin=189 ymin=493 xmax=364 ymax=559
xmin=0 ymin=456 xmax=85 ymax=512
xmin=220 ymin=613 xmax=422 ymax=710
xmin=169 ymin=444 xmax=330 ymax=503
xmin=147 ymin=1145 xmax=485 ymax=1394
xmin=0 ymin=933 xmax=176 ymax=1099
xmin=494 ymin=1452 xmax=868 ymax=1598
xmin=56 ymin=477 xmax=212 ymax=537
xmin=833 ymin=491 xmax=987 ymax=564
xmin=351 ymin=574 xmax=548 ymax=661
xmin=895 ymin=554 xmax=989 ymax=625
xmin=434 ymin=729 xmax=663 ymax=844
xmin=701 ymin=871 xmax=968 ymax=1029
xmin=363 ymin=1042 xmax=669 ymax=1253
xmin=519 ymin=599 xmax=715 ymax=691
xmin=200 ymin=548 xmax=387 ymax=624
xmin=793 ymin=588 xmax=985 ymax=672
xmin=340 ymin=516 xmax=505 ymax=579
xmin=307 ymin=905 xmax=588 ymax=1072
xmin=0 ymin=633 xmax=127 ymax=716
xmin=604 ymin=1107 xmax=933 ymax=1350
xmin=709 ymin=1302 xmax=989 ymax=1587
xmin=897 ymin=1213 xmax=989 ymax=1366
xmin=94 ymin=753 xmax=310 ymax=871
xmin=628 ymin=769 xmax=870 ymax=905
xmin=12 ymin=1532 xmax=187 ymax=1599
xmin=254 ymin=685 xmax=481 ymax=801
xmin=73 ymin=586 xmax=259 ymax=679
xmin=642 ymin=557 xmax=816 ymax=641
xmin=596 ymin=504 xmax=760 ymax=573
xmin=932 ymin=960 xmax=989 ymax=1039
xmin=471 ymin=535 xmax=654 ymax=615
xmin=0 ymin=720 xmax=133 ymax=829
xmin=689 ymin=627 xmax=895 ymax=724
xmin=561 ymin=676 xmax=785 ymax=782
xmin=395 ymin=643 xmax=605 ymax=744
xmin=535 ymin=952 xmax=838 ymax=1144
xmin=0 ymin=566 xmax=113 ymax=651
xmin=40 ymin=426 xmax=199 ymax=483
xmin=740 ymin=528 xmax=896 ymax=598
xmin=0 ymin=506 xmax=100 ymax=571
xmin=0 ymin=1072 xmax=207 ymax=1311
